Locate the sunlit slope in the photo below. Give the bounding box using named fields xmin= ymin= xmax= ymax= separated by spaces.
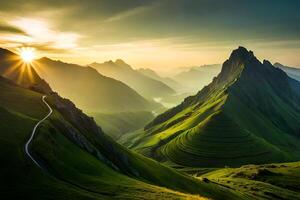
xmin=0 ymin=77 xmax=111 ymax=199
xmin=125 ymin=47 xmax=300 ymax=168
xmin=0 ymin=48 xmax=52 ymax=93
xmin=201 ymin=162 xmax=300 ymax=200
xmin=162 ymin=112 xmax=285 ymax=167
xmin=35 ymin=57 xmax=159 ymax=112
xmin=0 ymin=77 xmax=201 ymax=199
xmin=0 ymin=76 xmax=241 ymax=199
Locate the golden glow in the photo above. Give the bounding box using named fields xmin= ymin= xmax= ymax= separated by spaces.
xmin=19 ymin=47 xmax=36 ymax=63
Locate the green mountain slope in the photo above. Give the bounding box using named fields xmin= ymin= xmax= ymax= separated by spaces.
xmin=90 ymin=60 xmax=175 ymax=99
xmin=125 ymin=47 xmax=300 ymax=168
xmin=0 ymin=56 xmax=241 ymax=199
xmin=35 ymin=57 xmax=161 ymax=113
xmin=200 ymin=162 xmax=300 ymax=200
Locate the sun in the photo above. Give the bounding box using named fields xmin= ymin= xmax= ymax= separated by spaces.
xmin=19 ymin=47 xmax=36 ymax=63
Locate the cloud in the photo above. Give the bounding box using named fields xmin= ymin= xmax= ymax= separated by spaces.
xmin=104 ymin=2 xmax=160 ymax=22
xmin=0 ymin=17 xmax=81 ymax=53
xmin=0 ymin=0 xmax=300 ymax=67
xmin=0 ymin=21 xmax=26 ymax=34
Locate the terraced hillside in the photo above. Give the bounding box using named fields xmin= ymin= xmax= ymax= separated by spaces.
xmin=162 ymin=112 xmax=285 ymax=167
xmin=123 ymin=47 xmax=300 ymax=168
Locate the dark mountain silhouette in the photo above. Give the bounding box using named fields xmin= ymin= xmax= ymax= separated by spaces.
xmin=0 ymin=48 xmax=52 ymax=94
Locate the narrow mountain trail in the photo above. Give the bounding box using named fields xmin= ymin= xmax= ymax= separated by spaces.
xmin=24 ymin=95 xmax=112 ymax=197
xmin=25 ymin=95 xmax=52 ymax=169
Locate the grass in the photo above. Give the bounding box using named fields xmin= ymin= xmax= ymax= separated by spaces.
xmin=32 ymin=112 xmax=203 ymax=200
xmin=161 ymin=112 xmax=286 ymax=167
xmin=0 ymin=76 xmax=243 ymax=199
xmin=200 ymin=162 xmax=300 ymax=200
xmin=0 ymin=85 xmax=108 ymax=199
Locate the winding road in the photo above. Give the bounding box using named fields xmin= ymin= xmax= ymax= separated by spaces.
xmin=25 ymin=95 xmax=52 ymax=169
xmin=24 ymin=95 xmax=111 ymax=196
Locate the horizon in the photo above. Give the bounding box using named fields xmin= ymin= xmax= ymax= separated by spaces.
xmin=0 ymin=0 xmax=300 ymax=73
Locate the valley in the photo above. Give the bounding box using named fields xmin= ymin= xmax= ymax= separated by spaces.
xmin=1 ymin=2 xmax=300 ymax=197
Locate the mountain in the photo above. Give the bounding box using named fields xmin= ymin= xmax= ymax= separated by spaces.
xmin=274 ymin=62 xmax=300 ymax=82
xmin=124 ymin=47 xmax=300 ymax=168
xmin=0 ymin=56 xmax=240 ymax=199
xmin=138 ymin=68 xmax=184 ymax=92
xmin=173 ymin=64 xmax=221 ymax=93
xmin=34 ymin=57 xmax=160 ymax=113
xmin=90 ymin=60 xmax=175 ymax=99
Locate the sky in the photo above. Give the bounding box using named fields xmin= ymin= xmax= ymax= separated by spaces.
xmin=0 ymin=0 xmax=300 ymax=73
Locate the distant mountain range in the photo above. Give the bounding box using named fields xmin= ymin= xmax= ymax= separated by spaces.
xmin=274 ymin=62 xmax=300 ymax=82
xmin=138 ymin=68 xmax=184 ymax=92
xmin=90 ymin=60 xmax=175 ymax=99
xmin=123 ymin=47 xmax=300 ymax=168
xmin=172 ymin=64 xmax=221 ymax=93
xmin=36 ymin=57 xmax=162 ymax=113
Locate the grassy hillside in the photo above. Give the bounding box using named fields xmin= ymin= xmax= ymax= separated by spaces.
xmin=123 ymin=47 xmax=300 ymax=168
xmin=0 ymin=75 xmax=244 ymax=199
xmin=90 ymin=60 xmax=175 ymax=100
xmin=0 ymin=77 xmax=111 ymax=199
xmin=90 ymin=111 xmax=154 ymax=140
xmin=200 ymin=162 xmax=300 ymax=200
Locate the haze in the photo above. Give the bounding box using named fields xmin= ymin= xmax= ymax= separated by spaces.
xmin=1 ymin=0 xmax=300 ymax=73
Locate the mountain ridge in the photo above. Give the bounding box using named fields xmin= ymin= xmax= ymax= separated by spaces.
xmin=35 ymin=56 xmax=160 ymax=112
xmin=124 ymin=46 xmax=300 ymax=168
xmin=91 ymin=60 xmax=175 ymax=99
